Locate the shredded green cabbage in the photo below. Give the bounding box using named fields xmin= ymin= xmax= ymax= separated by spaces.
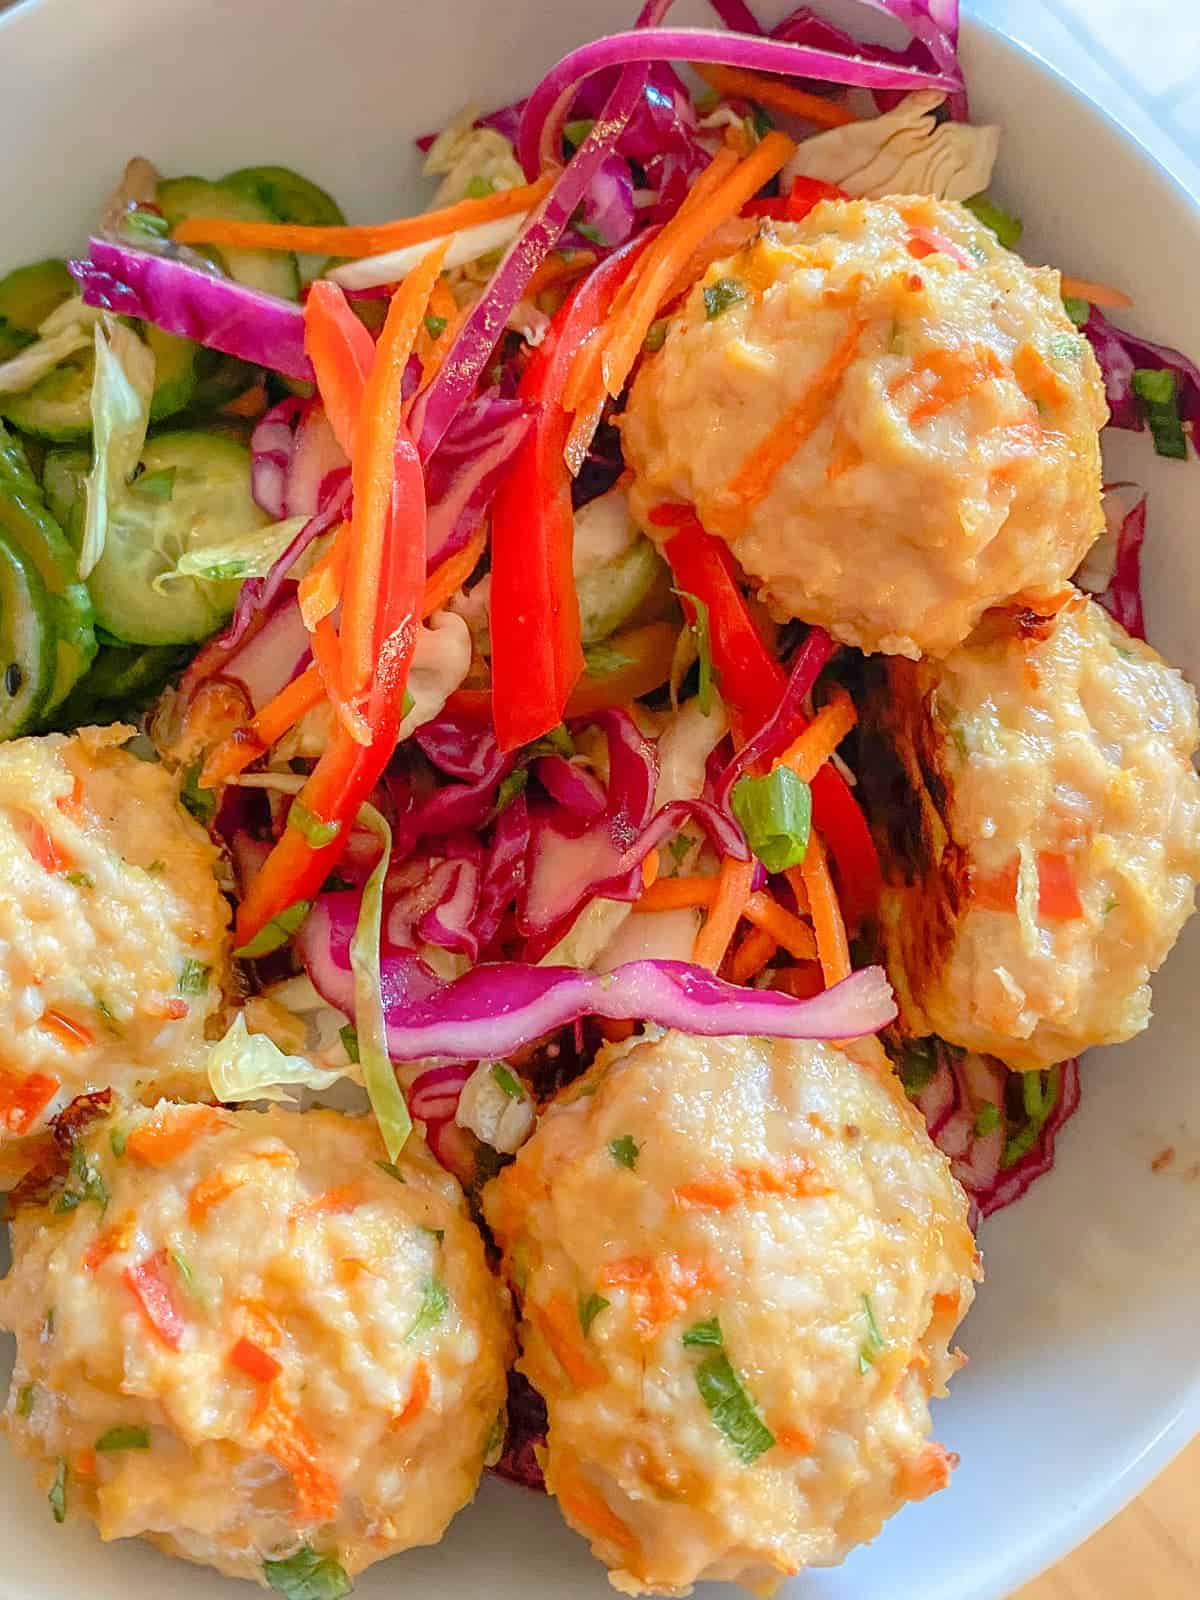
xmin=80 ymin=318 xmax=154 ymax=578
xmin=206 ymin=1013 xmax=343 ymax=1103
xmin=153 ymin=514 xmax=309 ymax=591
xmin=350 ymin=803 xmax=413 ymax=1160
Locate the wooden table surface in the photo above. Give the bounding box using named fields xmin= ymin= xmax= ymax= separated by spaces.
xmin=1014 ymin=1434 xmax=1198 ymax=1598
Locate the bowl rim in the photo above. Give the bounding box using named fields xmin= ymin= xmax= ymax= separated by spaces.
xmin=0 ymin=1 xmax=1196 ymax=1596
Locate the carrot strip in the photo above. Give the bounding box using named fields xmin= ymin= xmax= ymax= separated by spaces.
xmin=41 ymin=1011 xmax=95 ymax=1051
xmin=777 ymin=689 xmax=857 ymax=783
xmin=1058 ymin=274 xmax=1132 ymax=309
xmin=743 ymin=891 xmax=818 ymax=960
xmin=774 ymin=1425 xmax=815 ymax=1453
xmin=557 ymin=1471 xmax=641 ymax=1555
xmin=598 ymin=134 xmax=794 ymax=403
xmin=126 ymin=1105 xmax=224 ymax=1168
xmin=693 ymin=856 xmax=757 ymax=971
xmin=730 ymin=925 xmax=778 ymax=984
xmin=256 ymin=1389 xmax=340 ymax=1525
xmin=674 ymin=1157 xmax=827 ymax=1211
xmin=527 ymin=249 xmax=598 ymax=299
xmin=0 ymin=1070 xmax=59 ymax=1135
xmin=303 ymin=282 xmax=376 ymax=457
xmin=312 ymin=613 xmax=370 ymax=747
xmin=795 ymin=834 xmax=851 ymax=986
xmin=535 ymin=1292 xmax=605 ymax=1388
xmin=297 ymin=519 xmax=351 ymax=631
xmin=692 ymin=62 xmax=856 ymax=129
xmin=422 ymin=524 xmax=487 ymax=618
xmin=173 ymin=175 xmax=554 ymax=258
xmin=74 ymin=1448 xmax=97 ymax=1479
xmin=1013 ymin=342 xmax=1069 ymax=410
xmin=342 ymin=241 xmax=448 ymax=705
xmin=599 ymin=1254 xmax=719 ymax=1337
xmin=230 ymin=1337 xmax=283 ymax=1385
xmin=726 ymin=314 xmax=863 ymax=516
xmin=199 ymin=666 xmax=325 ymax=787
xmin=1036 ymin=851 xmax=1084 ymax=920
xmin=26 ymin=817 xmax=72 ymax=874
xmin=82 ymin=1214 xmax=134 ymax=1273
xmin=188 ymin=1169 xmax=247 ymax=1223
xmin=633 ymin=876 xmax=717 ymax=914
xmin=641 ymin=849 xmax=661 ymax=892
xmin=391 ymin=1358 xmax=431 ymax=1429
xmin=292 ymin=1183 xmax=365 ymax=1221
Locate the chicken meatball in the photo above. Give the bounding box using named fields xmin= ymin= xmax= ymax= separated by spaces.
xmin=622 ymin=196 xmax=1107 ymax=658
xmin=0 ymin=1100 xmax=513 ymax=1584
xmin=860 ymin=593 xmax=1200 ymax=1069
xmin=0 ymin=726 xmax=230 ymax=1156
xmin=484 ymin=1030 xmax=978 ymax=1596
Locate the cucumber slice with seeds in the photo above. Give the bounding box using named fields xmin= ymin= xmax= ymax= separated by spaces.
xmin=223 ymin=165 xmax=345 ymax=286
xmin=0 ymin=528 xmax=55 ymax=737
xmin=0 ymin=259 xmax=75 ymax=343
xmin=157 ymin=177 xmax=300 ymax=301
xmin=1 ymin=323 xmax=198 ymax=442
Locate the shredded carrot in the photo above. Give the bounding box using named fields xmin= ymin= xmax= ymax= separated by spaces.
xmin=796 ymin=834 xmax=851 ymax=986
xmin=173 ymin=175 xmax=554 ymax=258
xmin=599 ymin=1254 xmax=720 ymax=1337
xmin=56 ymin=772 xmax=86 ymax=823
xmin=742 ymin=891 xmax=818 ymax=960
xmin=725 ymin=314 xmax=863 ymax=516
xmin=634 ymin=875 xmax=716 ymax=914
xmin=825 ymin=422 xmax=862 ymax=481
xmin=230 ymin=1337 xmax=283 ymax=1385
xmin=256 ymin=1388 xmax=340 ymax=1525
xmin=693 ymin=856 xmax=757 ymax=971
xmin=239 ymin=1299 xmax=284 ymax=1350
xmin=774 ymin=1425 xmax=815 ymax=1453
xmin=777 ymin=689 xmax=857 ymax=783
xmin=391 ymin=1358 xmax=431 ymax=1429
xmin=557 ymin=1471 xmax=641 ymax=1555
xmin=341 ymin=241 xmax=448 ymax=705
xmin=663 ymin=216 xmax=759 ymax=307
xmin=730 ymin=925 xmax=777 ymax=984
xmin=41 ymin=1011 xmax=95 ymax=1052
xmin=200 ymin=665 xmax=325 ymax=788
xmin=769 ymin=961 xmax=825 ymax=1000
xmin=0 ymin=1069 xmax=59 ymax=1135
xmin=312 ymin=613 xmax=370 ymax=747
xmin=422 ymin=524 xmax=487 ymax=618
xmin=640 ymin=849 xmax=661 ymax=892
xmin=292 ymin=1184 xmax=365 ymax=1221
xmin=82 ymin=1213 xmax=135 ymax=1272
xmin=903 ymin=1440 xmax=957 ymax=1502
xmin=598 ymin=135 xmax=794 ymax=406
xmin=1013 ymin=341 xmax=1069 ymax=410
xmin=222 ymin=382 xmax=268 ymax=419
xmin=901 ymin=345 xmax=1006 ymax=426
xmin=673 ymin=1156 xmax=828 ymax=1211
xmin=527 ymin=249 xmax=598 ymax=300
xmin=598 ymin=1017 xmax=638 ymax=1044
xmin=535 ymin=1292 xmax=605 ymax=1388
xmin=25 ymin=816 xmax=72 ymax=874
xmin=74 ymin=1448 xmax=97 ymax=1479
xmin=692 ymin=62 xmax=856 ymax=129
xmin=188 ymin=1168 xmax=247 ymax=1223
xmin=126 ymin=1105 xmax=224 ymax=1168
xmin=298 ymin=519 xmax=351 ymax=631
xmin=1058 ymin=274 xmax=1131 ymax=310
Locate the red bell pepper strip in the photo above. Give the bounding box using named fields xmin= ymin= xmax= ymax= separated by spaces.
xmin=658 ymin=505 xmax=881 ymax=930
xmin=489 ymin=238 xmax=650 ymax=754
xmin=303 ymin=281 xmax=376 ymax=457
xmin=742 ymin=175 xmax=849 ymax=223
xmin=0 ymin=1070 xmax=59 ymax=1136
xmin=124 ymin=1250 xmax=187 ymax=1350
xmin=229 ymin=1336 xmax=283 ymax=1384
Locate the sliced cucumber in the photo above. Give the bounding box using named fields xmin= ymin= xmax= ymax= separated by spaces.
xmin=0 ymin=527 xmax=55 ymax=737
xmin=48 ymin=641 xmax=187 ymax=732
xmin=191 ymin=348 xmax=260 ymax=411
xmin=146 ymin=325 xmax=198 ymax=422
xmin=0 ymin=422 xmax=96 ymax=707
xmin=87 ymin=430 xmax=271 ymax=646
xmin=577 ymin=537 xmax=671 ymax=643
xmin=41 ymin=445 xmax=89 ymax=542
xmin=223 ymin=165 xmax=344 ymax=286
xmin=157 ymin=177 xmax=300 ymax=301
xmin=0 ymin=259 xmax=75 ymax=340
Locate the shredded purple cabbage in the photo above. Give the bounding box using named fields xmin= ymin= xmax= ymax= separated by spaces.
xmin=1080 ymin=302 xmax=1200 ymax=436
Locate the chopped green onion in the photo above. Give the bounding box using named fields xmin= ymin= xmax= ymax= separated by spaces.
xmin=731 ymin=767 xmax=812 ymax=875
xmin=1062 ymin=295 xmax=1090 ymax=327
xmin=1132 ymin=368 xmax=1188 ymax=459
xmin=48 ymin=1459 xmax=67 ymax=1523
xmin=423 ymin=313 xmax=448 ymax=340
xmin=489 ymin=766 xmax=528 ymax=820
xmin=578 ymin=1292 xmax=610 ymax=1336
xmin=132 ymin=465 xmax=176 ymax=502
xmin=681 ymin=1316 xmax=724 ymax=1349
xmin=16 ymin=1382 xmax=36 ymax=1418
xmin=583 ymin=640 xmax=634 ymax=678
xmin=180 ymin=762 xmax=216 ymax=825
xmin=123 ymin=209 xmax=170 ymax=243
xmin=693 ymin=1349 xmax=775 ymax=1464
xmin=351 ymin=804 xmax=412 ymax=1162
xmin=857 ymin=1292 xmax=886 ymax=1374
xmin=405 ymin=1276 xmax=449 ymax=1343
xmin=608 ymin=1134 xmax=640 ymax=1170
xmin=667 ymin=833 xmax=693 ymax=868
xmin=235 ymin=899 xmax=312 ymax=959
xmin=675 ymin=589 xmax=714 ymax=715
xmin=466 ymin=175 xmax=496 ymax=198
xmin=65 ymin=871 xmax=93 ymax=889
xmin=563 ymin=118 xmax=595 ymax=151
xmin=288 ymin=802 xmax=342 ymax=848
xmin=527 ymin=724 xmax=574 ymax=759
xmin=703 ymin=277 xmax=746 ymax=321
xmin=96 ymin=1424 xmax=150 ymax=1452
xmin=170 ymin=1249 xmax=199 ymax=1300
xmin=1001 ymin=1064 xmax=1061 ymax=1170
xmin=109 ymin=1125 xmax=129 ymax=1157
xmin=263 ymin=1545 xmax=353 ymax=1600
xmin=963 ymin=192 xmax=1023 ymax=250
xmin=177 ymin=959 xmax=210 ymax=996
xmin=574 ymin=220 xmax=604 ymax=246
xmin=376 ymin=1160 xmax=406 ymax=1184
xmin=55 ymin=1143 xmax=108 ymax=1215
xmin=339 ymin=1025 xmax=360 ymax=1063
xmin=974 ymin=1102 xmax=1001 ymax=1137
xmin=643 ymin=317 xmax=671 ymax=353
xmin=491 ymin=1063 xmax=524 ymax=1101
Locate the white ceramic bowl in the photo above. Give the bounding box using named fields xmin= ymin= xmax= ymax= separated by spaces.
xmin=1 ymin=2 xmax=1198 ymax=1597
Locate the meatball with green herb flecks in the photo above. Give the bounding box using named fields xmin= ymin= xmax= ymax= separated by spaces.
xmin=485 ymin=1029 xmax=978 ymax=1596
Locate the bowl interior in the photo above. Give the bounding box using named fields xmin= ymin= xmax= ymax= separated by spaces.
xmin=0 ymin=3 xmax=1198 ymax=1598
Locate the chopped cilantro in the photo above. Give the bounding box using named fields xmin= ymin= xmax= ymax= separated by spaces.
xmin=703 ymin=277 xmax=746 ymax=320
xmin=65 ymin=871 xmax=93 ymax=889
xmin=491 ymin=1063 xmax=524 ymax=1101
xmin=423 ymin=312 xmax=448 ymax=340
xmin=177 ymin=959 xmax=210 ymax=996
xmin=96 ymin=1424 xmax=150 ymax=1452
xmin=1063 ymin=295 xmax=1090 ymax=326
xmin=339 ymin=1025 xmax=360 ymax=1063
xmin=858 ymin=1292 xmax=886 ymax=1374
xmin=681 ymin=1316 xmax=724 ymax=1349
xmin=667 ymin=833 xmax=694 ymax=868
xmin=693 ymin=1349 xmax=775 ymax=1464
xmin=263 ymin=1545 xmax=352 ymax=1600
xmin=608 ymin=1134 xmax=640 ymax=1170
xmin=180 ymin=762 xmax=216 ymax=825
xmin=898 ymin=1038 xmax=938 ymax=1098
xmin=48 ymin=1459 xmax=67 ymax=1523
xmin=55 ymin=1142 xmax=108 ymax=1215
xmin=489 ymin=766 xmax=529 ymax=820
xmin=405 ymin=1276 xmax=449 ymax=1343
xmin=675 ymin=589 xmax=714 ymax=715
